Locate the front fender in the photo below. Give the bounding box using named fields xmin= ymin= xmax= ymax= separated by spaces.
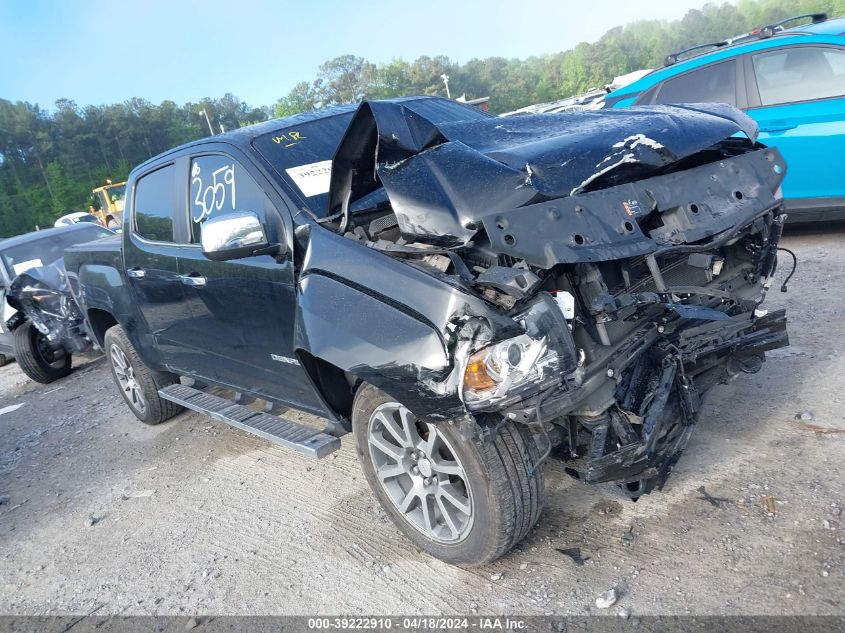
xmin=294 ymin=273 xmax=466 ymax=420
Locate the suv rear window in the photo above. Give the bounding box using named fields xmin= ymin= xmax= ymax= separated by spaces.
xmin=653 ymin=61 xmax=738 ymax=106
xmin=134 ymin=165 xmax=175 ymax=242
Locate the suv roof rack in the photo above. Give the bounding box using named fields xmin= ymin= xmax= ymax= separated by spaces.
xmin=664 ymin=41 xmax=730 ymax=67
xmin=758 ymin=12 xmax=827 ymax=38
xmin=663 ymin=12 xmax=828 ymax=67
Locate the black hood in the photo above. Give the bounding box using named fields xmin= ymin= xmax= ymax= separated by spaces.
xmin=6 ymin=258 xmax=68 ymax=311
xmin=328 ymin=100 xmax=760 ymax=247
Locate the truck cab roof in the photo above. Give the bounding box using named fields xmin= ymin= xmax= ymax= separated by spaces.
xmin=132 ymin=96 xmax=490 ymax=176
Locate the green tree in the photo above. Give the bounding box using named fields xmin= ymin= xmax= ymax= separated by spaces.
xmin=274 ymin=82 xmax=319 ymax=117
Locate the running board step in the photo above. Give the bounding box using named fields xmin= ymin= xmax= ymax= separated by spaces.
xmin=158 ymin=384 xmax=341 ymax=458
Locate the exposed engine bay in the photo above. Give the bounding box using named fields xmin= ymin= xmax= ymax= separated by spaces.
xmin=319 ymin=100 xmax=790 ymax=496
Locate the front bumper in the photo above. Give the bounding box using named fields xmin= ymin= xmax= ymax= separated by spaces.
xmin=578 ymin=309 xmax=786 ymax=487
xmin=524 ymin=308 xmax=787 ymax=494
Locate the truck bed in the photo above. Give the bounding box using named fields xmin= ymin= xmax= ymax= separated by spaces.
xmin=63 ymin=233 xmax=123 ymax=274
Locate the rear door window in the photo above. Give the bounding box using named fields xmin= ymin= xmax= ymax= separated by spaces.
xmin=752 ymin=46 xmax=845 ymax=105
xmin=134 ymin=164 xmax=176 ymax=242
xmin=653 ymin=60 xmax=738 ymax=106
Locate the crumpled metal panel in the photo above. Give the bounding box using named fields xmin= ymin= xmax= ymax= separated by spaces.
xmin=480 ymin=148 xmax=786 ymax=266
xmin=328 ymin=99 xmax=761 ymax=247
xmin=7 ymin=258 xmax=89 ymax=352
xmin=6 ymin=258 xmax=70 ymax=311
xmin=377 ymin=142 xmax=535 ymax=246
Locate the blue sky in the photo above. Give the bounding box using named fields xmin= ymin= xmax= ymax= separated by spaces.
xmin=0 ymin=0 xmax=713 ymax=109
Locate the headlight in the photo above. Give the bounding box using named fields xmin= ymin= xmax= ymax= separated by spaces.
xmin=26 ymin=286 xmax=67 ymax=319
xmin=464 ymin=334 xmax=548 ymax=400
xmin=462 ymin=293 xmax=578 ymax=408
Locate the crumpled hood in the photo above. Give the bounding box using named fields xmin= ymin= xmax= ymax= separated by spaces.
xmin=6 ymin=258 xmax=68 ymax=312
xmin=328 ymin=100 xmax=760 ymax=246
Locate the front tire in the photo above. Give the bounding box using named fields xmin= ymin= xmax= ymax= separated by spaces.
xmin=352 ymin=383 xmax=545 ymax=566
xmin=103 ymin=325 xmax=182 ymax=424
xmin=13 ymin=321 xmax=72 ymax=383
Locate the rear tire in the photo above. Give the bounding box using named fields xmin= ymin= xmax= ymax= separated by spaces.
xmin=13 ymin=321 xmax=72 ymax=383
xmin=103 ymin=325 xmax=182 ymax=424
xmin=352 ymin=383 xmax=545 ymax=566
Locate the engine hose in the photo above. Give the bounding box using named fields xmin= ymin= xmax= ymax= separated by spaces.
xmin=777 ymin=247 xmax=797 ymax=292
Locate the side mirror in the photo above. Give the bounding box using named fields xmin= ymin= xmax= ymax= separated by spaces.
xmin=201 ymin=211 xmax=278 ymax=261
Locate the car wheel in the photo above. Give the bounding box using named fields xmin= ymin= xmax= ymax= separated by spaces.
xmin=352 ymin=383 xmax=545 ymax=566
xmin=13 ymin=321 xmax=72 ymax=383
xmin=103 ymin=325 xmax=183 ymax=425
xmin=0 ymin=353 xmax=10 ymax=367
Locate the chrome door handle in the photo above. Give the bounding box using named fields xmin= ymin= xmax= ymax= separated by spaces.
xmin=126 ymin=268 xmax=146 ymax=279
xmin=180 ymin=274 xmax=207 ymax=287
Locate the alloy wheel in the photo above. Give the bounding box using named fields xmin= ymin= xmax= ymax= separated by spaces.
xmin=110 ymin=343 xmax=146 ymax=416
xmin=367 ymin=402 xmax=474 ymax=543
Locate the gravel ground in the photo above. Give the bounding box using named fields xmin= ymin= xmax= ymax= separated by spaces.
xmin=0 ymin=223 xmax=843 ymax=617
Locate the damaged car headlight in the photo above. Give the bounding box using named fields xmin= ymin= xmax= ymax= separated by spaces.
xmin=11 ymin=280 xmax=76 ymax=339
xmin=27 ymin=286 xmax=67 ymax=318
xmin=462 ymin=293 xmax=578 ymax=408
xmin=464 ymin=334 xmax=549 ymax=396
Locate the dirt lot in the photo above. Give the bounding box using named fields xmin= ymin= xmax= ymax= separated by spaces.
xmin=0 ymin=224 xmax=843 ymax=617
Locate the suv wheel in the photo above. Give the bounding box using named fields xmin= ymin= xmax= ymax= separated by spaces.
xmin=352 ymin=383 xmax=545 ymax=566
xmin=13 ymin=320 xmax=72 ymax=383
xmin=104 ymin=325 xmax=182 ymax=424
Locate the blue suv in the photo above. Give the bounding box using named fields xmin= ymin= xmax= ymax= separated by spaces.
xmin=606 ymin=13 xmax=845 ymax=222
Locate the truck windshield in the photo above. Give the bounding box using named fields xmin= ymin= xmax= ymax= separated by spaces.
xmin=253 ymin=99 xmax=491 ymax=217
xmin=0 ymin=227 xmax=113 ymax=279
xmin=253 ymin=112 xmax=355 ymax=217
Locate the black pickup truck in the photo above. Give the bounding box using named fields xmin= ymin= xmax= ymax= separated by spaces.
xmin=63 ymin=96 xmax=789 ymax=565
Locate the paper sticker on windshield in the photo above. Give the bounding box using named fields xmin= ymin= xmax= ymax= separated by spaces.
xmin=13 ymin=259 xmax=42 ymax=275
xmin=285 ymin=160 xmax=332 ymax=197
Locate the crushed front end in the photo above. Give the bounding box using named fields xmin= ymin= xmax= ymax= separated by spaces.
xmin=466 ymin=143 xmax=790 ymax=496
xmin=6 ymin=260 xmax=93 ymax=355
xmin=322 ymin=98 xmax=790 ymax=496
xmin=489 ymin=206 xmax=789 ymax=496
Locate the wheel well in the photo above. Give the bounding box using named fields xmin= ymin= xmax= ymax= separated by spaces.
xmin=297 ymin=350 xmax=358 ymax=425
xmin=87 ymin=309 xmax=118 ymax=347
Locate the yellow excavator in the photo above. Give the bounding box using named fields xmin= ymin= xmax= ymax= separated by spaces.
xmin=90 ymin=180 xmax=126 ymax=228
